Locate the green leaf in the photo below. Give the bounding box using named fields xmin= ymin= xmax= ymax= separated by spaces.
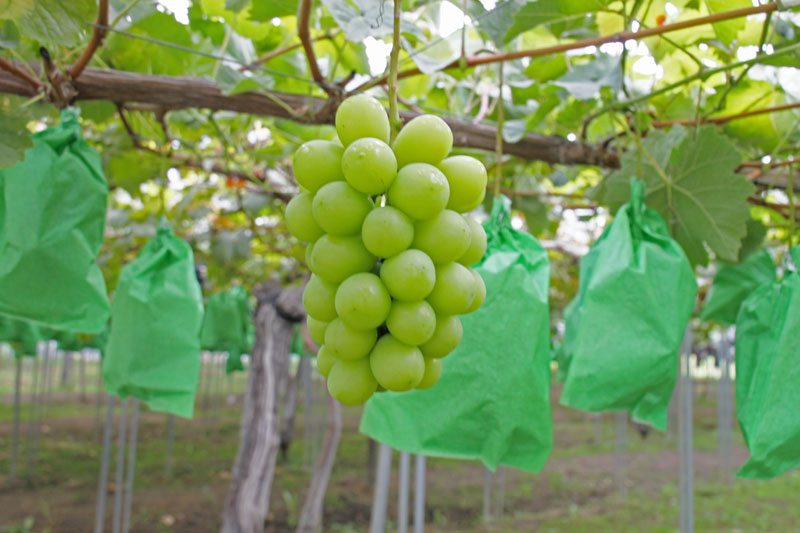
xmin=737 ymin=219 xmax=767 ymax=262
xmin=212 ymin=229 xmax=252 ymax=262
xmin=106 ymin=149 xmax=163 ymax=194
xmin=476 ymin=0 xmax=524 ymax=45
xmin=215 ymin=65 xmax=275 ymax=95
xmin=502 ymin=119 xmax=528 ymax=143
xmin=321 ymin=0 xmax=393 ymax=42
xmin=250 ymin=0 xmax=298 ymax=20
xmin=226 ymin=0 xmax=250 ymax=12
xmin=524 ymin=54 xmax=567 ymax=83
xmin=0 ymin=105 xmax=32 ymax=167
xmin=705 ymin=0 xmax=750 ymax=45
xmin=17 ymin=0 xmax=96 ymax=46
xmin=554 ymin=53 xmax=621 ymax=100
xmin=505 ymin=0 xmax=606 ymax=42
xmin=513 ymin=195 xmax=549 ymax=235
xmin=0 ymin=19 xmax=21 ymax=48
xmin=596 ymin=125 xmax=754 ymax=266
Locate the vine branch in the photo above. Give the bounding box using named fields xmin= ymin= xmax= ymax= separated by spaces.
xmin=69 ymin=0 xmax=109 ymax=79
xmin=0 ymin=56 xmax=42 ymax=92
xmin=298 ymin=0 xmax=333 ymax=95
xmin=652 ymin=101 xmax=800 ymax=128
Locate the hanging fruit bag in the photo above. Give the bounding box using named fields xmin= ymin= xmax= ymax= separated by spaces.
xmin=199 ymin=286 xmax=253 ymax=373
xmin=0 ymin=316 xmax=45 ymax=357
xmin=735 ymin=247 xmax=800 ymax=479
xmin=700 ymin=248 xmax=776 ymax=325
xmin=0 ymin=108 xmax=110 ymax=333
xmin=102 ymin=221 xmax=204 ymax=418
xmin=360 ymin=195 xmax=553 ymax=472
xmin=560 ymin=179 xmax=696 ymax=430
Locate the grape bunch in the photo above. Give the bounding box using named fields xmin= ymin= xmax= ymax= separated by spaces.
xmin=285 ymin=94 xmax=488 ymax=406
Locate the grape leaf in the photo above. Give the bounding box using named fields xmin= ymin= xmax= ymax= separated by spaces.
xmin=595 ymin=125 xmax=754 ymax=266
xmin=0 ymin=106 xmax=32 ymax=167
xmin=225 ymin=0 xmax=250 ymax=12
xmin=17 ymin=0 xmax=96 ymax=46
xmin=737 ymin=219 xmax=767 ymax=262
xmin=705 ymin=0 xmax=750 ymax=46
xmin=0 ymin=20 xmax=21 ymax=48
xmin=554 ymin=53 xmax=621 ymax=100
xmin=215 ymin=65 xmax=275 ymax=95
xmin=505 ymin=0 xmax=608 ymax=42
xmin=250 ymin=0 xmax=298 ymax=20
xmin=321 ymin=0 xmax=393 ymax=42
xmin=476 ymin=0 xmax=524 ymax=45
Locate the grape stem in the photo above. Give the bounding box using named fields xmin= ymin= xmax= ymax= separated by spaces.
xmin=493 ymin=61 xmax=504 ymax=198
xmin=388 ymin=0 xmax=403 ymax=142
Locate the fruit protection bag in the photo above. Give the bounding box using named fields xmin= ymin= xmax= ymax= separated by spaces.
xmin=102 ymin=222 xmax=204 ymax=418
xmin=199 ymin=286 xmax=253 ymax=373
xmin=700 ymin=248 xmax=776 ymax=325
xmin=0 ymin=108 xmax=110 ymax=333
xmin=735 ymin=246 xmax=800 ymax=479
xmin=0 ymin=316 xmax=45 ymax=357
xmin=560 ymin=179 xmax=696 ymax=430
xmin=360 ymin=195 xmax=553 ymax=472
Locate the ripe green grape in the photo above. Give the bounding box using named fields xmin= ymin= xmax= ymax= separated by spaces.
xmin=392 ymin=115 xmax=453 ymax=168
xmin=334 ymin=272 xmax=391 ymax=330
xmin=437 ymin=155 xmax=488 ymax=213
xmin=324 ymin=318 xmax=377 ymax=360
xmin=427 ymin=262 xmax=476 ymax=315
xmin=419 ymin=314 xmax=462 ymax=359
xmin=327 ymin=357 xmax=377 ymax=405
xmin=302 ymin=274 xmax=338 ymax=322
xmin=412 ymin=209 xmax=470 ymax=265
xmin=342 ymin=138 xmax=397 ymax=194
xmin=416 ymin=357 xmax=442 ymax=389
xmin=361 ymin=206 xmax=414 ymax=258
xmin=311 ymin=182 xmax=373 ymax=236
xmin=465 ymin=268 xmax=485 ymax=314
xmin=387 ymin=163 xmax=449 ymax=220
xmin=458 ymin=217 xmax=487 ymax=266
xmin=285 ymin=192 xmax=324 ymax=243
xmin=380 ymin=249 xmax=436 ymax=301
xmin=307 ymin=316 xmax=329 ymax=346
xmin=293 ymin=140 xmax=344 ymax=192
xmin=316 ymin=345 xmax=336 ymax=378
xmin=335 ymin=94 xmax=390 ymax=147
xmin=385 ymin=300 xmax=437 ymax=345
xmin=311 ymin=234 xmax=376 ymax=283
xmin=369 ymin=334 xmax=425 ymax=391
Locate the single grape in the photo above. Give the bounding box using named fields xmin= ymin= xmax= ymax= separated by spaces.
xmin=312 ymin=182 xmax=373 ymax=236
xmin=335 ymin=94 xmax=391 ymax=146
xmin=413 ymin=210 xmax=470 ymax=265
xmin=316 ymin=345 xmax=336 ymax=378
xmin=327 ymin=357 xmax=377 ymax=405
xmin=385 ymin=300 xmax=437 ymax=345
xmin=458 ymin=217 xmax=487 ymax=266
xmin=387 ymin=163 xmax=449 ymax=220
xmin=437 ymin=155 xmax=488 ymax=213
xmin=311 ymin=234 xmax=376 ymax=283
xmin=307 ymin=316 xmax=330 ymax=346
xmin=369 ymin=334 xmax=425 ymax=391
xmin=342 ymin=137 xmax=397 ymax=195
xmin=465 ymin=268 xmax=486 ymax=314
xmin=419 ymin=314 xmax=462 ymax=359
xmin=361 ymin=206 xmax=414 ymax=258
xmin=285 ymin=192 xmax=324 ymax=243
xmin=302 ymin=274 xmax=338 ymax=322
xmin=380 ymin=249 xmax=436 ymax=301
xmin=392 ymin=115 xmax=453 ymax=168
xmin=324 ymin=318 xmax=377 ymax=360
xmin=293 ymin=140 xmax=344 ymax=192
xmin=426 ymin=262 xmax=476 ymax=315
xmin=416 ymin=357 xmax=442 ymax=389
xmin=335 ymin=272 xmax=391 ymax=330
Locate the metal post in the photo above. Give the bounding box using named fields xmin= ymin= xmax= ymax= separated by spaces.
xmin=482 ymin=467 xmax=492 ymax=524
xmin=594 ymin=413 xmax=603 ymax=444
xmin=25 ymin=350 xmax=40 ymax=476
xmin=111 ymin=398 xmax=129 ymax=533
xmin=369 ymin=444 xmax=393 ymax=533
xmin=80 ymin=348 xmax=88 ymax=401
xmin=40 ymin=341 xmax=54 ymax=421
xmin=614 ymin=411 xmax=627 ymax=497
xmin=413 ymin=455 xmax=426 ymax=533
xmin=121 ymin=399 xmax=139 ymax=533
xmin=164 ymin=414 xmax=176 ymax=478
xmin=678 ymin=327 xmax=694 ymax=533
xmin=397 ymin=451 xmax=410 ymax=533
xmin=494 ymin=465 xmax=506 ymax=520
xmin=9 ymin=354 xmax=22 ymax=481
xmin=95 ymin=351 xmax=104 ymax=440
xmin=94 ymin=395 xmax=116 ymax=533
xmin=717 ymin=327 xmax=733 ymax=482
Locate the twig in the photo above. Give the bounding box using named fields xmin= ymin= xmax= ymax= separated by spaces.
xmin=0 ymin=56 xmax=42 ymax=92
xmin=240 ymin=32 xmax=339 ymax=72
xmin=387 ymin=0 xmax=402 ymax=141
xmin=652 ymin=101 xmax=800 ymax=127
xmin=298 ymin=0 xmax=332 ymax=95
xmin=69 ymin=0 xmax=109 ymax=79
xmin=493 ymin=61 xmax=504 ymax=198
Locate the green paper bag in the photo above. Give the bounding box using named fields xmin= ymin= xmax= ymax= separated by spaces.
xmin=0 ymin=316 xmax=44 ymax=357
xmin=700 ymin=249 xmax=776 ymax=325
xmin=735 ymin=247 xmax=800 ymax=479
xmin=0 ymin=108 xmax=110 ymax=333
xmin=360 ymin=195 xmax=553 ymax=473
xmin=199 ymin=286 xmax=252 ymax=373
xmin=560 ymin=179 xmax=697 ymax=430
xmin=102 ymin=222 xmax=204 ymax=418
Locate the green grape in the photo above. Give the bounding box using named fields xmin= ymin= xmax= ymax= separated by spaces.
xmin=392 ymin=115 xmax=453 ymax=168
xmin=412 ymin=209 xmax=470 ymax=265
xmin=419 ymin=314 xmax=462 ymax=359
xmin=307 ymin=316 xmax=329 ymax=346
xmin=369 ymin=334 xmax=425 ymax=391
xmin=305 ymin=240 xmax=315 ymax=267
xmin=327 ymin=357 xmax=377 ymax=405
xmin=361 ymin=206 xmax=414 ymax=258
xmin=285 ymin=192 xmax=324 ymax=243
xmin=380 ymin=249 xmax=436 ymax=301
xmin=311 ymin=182 xmax=373 ymax=236
xmin=342 ymin=138 xmax=397 ymax=195
xmin=335 ymin=94 xmax=391 ymax=147
xmin=302 ymin=274 xmax=338 ymax=322
xmin=465 ymin=268 xmax=486 ymax=314
xmin=324 ymin=318 xmax=377 ymax=360
xmin=335 ymin=272 xmax=391 ymax=330
xmin=416 ymin=357 xmax=442 ymax=389
xmin=311 ymin=234 xmax=376 ymax=283
xmin=316 ymin=345 xmax=336 ymax=378
xmin=387 ymin=163 xmax=449 ymax=220
xmin=426 ymin=262 xmax=476 ymax=315
xmin=293 ymin=140 xmax=344 ymax=192
xmin=458 ymin=216 xmax=487 ymax=266
xmin=437 ymin=155 xmax=488 ymax=213
xmin=385 ymin=300 xmax=437 ymax=345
